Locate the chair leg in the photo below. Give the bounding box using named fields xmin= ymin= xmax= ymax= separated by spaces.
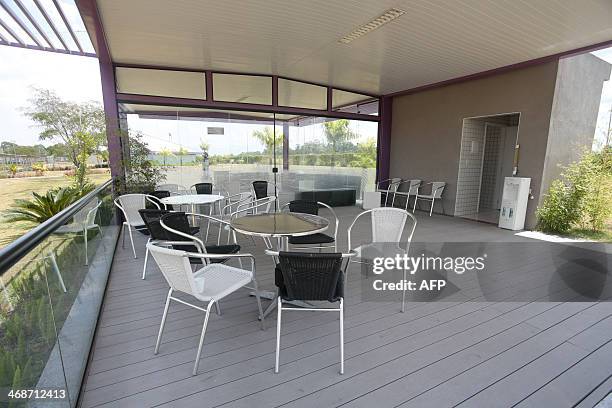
xmin=339 ymin=298 xmax=344 ymax=374
xmin=193 ymin=301 xmax=215 ymax=376
xmin=275 ymin=297 xmax=282 ymax=373
xmin=142 ymin=238 xmax=151 ymax=279
xmin=127 ymin=225 xmax=137 ymax=259
xmin=84 ymin=228 xmax=89 ymax=266
xmin=155 ymin=288 xmax=172 ymax=354
xmin=401 ymin=268 xmax=407 ymax=313
xmin=215 ymin=302 xmax=222 ymax=316
xmin=121 ymin=223 xmax=126 ymax=248
xmin=252 ymin=278 xmax=265 ymax=330
xmin=49 ymin=253 xmax=67 ymax=293
xmin=429 ymin=198 xmax=435 ymax=216
xmin=413 ymin=196 xmax=418 ymax=213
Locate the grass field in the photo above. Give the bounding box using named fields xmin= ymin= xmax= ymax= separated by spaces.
xmin=0 ymin=171 xmax=110 ymax=247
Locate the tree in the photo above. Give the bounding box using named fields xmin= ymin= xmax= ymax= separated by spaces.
xmin=122 ymin=132 xmax=165 ymax=192
xmin=22 ymin=88 xmax=106 ymax=187
xmin=158 ymin=147 xmax=173 ymax=166
xmin=252 ymin=127 xmax=283 ymax=155
xmin=199 ymin=138 xmax=210 ymax=153
xmin=323 ymin=119 xmax=356 ymax=166
xmin=175 ymin=146 xmax=189 ymax=166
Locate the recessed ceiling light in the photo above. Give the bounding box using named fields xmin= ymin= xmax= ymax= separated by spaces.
xmin=338 ymin=8 xmax=405 ymax=44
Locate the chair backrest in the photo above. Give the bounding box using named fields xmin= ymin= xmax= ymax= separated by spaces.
xmin=115 ymin=194 xmax=155 ymax=225
xmin=389 ymin=177 xmax=402 ymax=192
xmin=408 ymin=180 xmax=421 ymax=195
xmin=139 ymin=209 xmax=171 ymax=240
xmin=73 ymin=197 xmax=100 ymax=225
xmin=252 ymin=180 xmax=268 ymax=199
xmin=431 ymin=182 xmax=446 ymax=198
xmin=159 ymin=212 xmax=203 ymax=253
xmin=286 ymin=200 xmax=319 ymax=215
xmin=146 ymin=244 xmax=197 ymax=296
xmin=347 ymin=208 xmax=417 ymax=252
xmin=277 ymin=252 xmax=344 ymax=302
xmin=193 ymin=182 xmax=213 ymax=195
xmin=233 ymin=196 xmax=275 ymax=218
xmin=372 ymin=207 xmax=410 ymax=243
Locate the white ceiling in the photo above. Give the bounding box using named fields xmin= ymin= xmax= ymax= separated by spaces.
xmin=95 ymin=0 xmax=612 ymax=95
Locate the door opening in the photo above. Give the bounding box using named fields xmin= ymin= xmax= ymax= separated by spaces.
xmin=454 ymin=113 xmax=520 ymax=224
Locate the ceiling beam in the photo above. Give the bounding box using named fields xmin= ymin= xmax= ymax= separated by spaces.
xmin=51 ymin=0 xmax=83 ymax=52
xmin=13 ymin=0 xmax=53 ymax=49
xmin=116 ymin=93 xmax=379 ymax=122
xmin=31 ymin=0 xmax=69 ymax=51
xmin=0 ymin=0 xmax=42 ymax=47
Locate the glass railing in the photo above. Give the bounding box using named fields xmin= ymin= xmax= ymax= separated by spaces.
xmin=0 ymin=179 xmax=119 ymax=407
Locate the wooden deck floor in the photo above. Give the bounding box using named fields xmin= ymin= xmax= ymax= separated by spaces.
xmin=79 ymin=207 xmax=612 ymax=408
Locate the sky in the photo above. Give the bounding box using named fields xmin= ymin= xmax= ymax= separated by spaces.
xmin=0 ymin=45 xmax=611 ymax=153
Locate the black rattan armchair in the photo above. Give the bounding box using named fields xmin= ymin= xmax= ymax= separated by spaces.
xmin=282 ymin=200 xmax=338 ymax=251
xmin=160 ymin=212 xmax=240 ymax=265
xmin=192 ymin=182 xmax=213 ymax=195
xmin=252 ymin=180 xmax=268 ymax=199
xmin=271 ymin=251 xmax=354 ymax=374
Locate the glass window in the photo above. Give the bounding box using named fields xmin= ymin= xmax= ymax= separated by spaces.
xmin=213 ymin=73 xmax=272 ymax=105
xmin=278 ymin=78 xmax=327 ymax=110
xmin=115 ymin=67 xmax=206 ymax=99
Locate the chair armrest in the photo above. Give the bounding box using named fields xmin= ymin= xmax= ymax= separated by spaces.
xmin=185 ymin=212 xmax=230 ymax=226
xmin=264 ymin=249 xmax=356 ymax=258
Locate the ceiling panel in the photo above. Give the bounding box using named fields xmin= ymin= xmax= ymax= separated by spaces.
xmin=95 ymin=0 xmax=612 ymax=95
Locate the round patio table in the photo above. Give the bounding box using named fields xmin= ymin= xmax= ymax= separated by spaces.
xmin=230 ymin=212 xmax=329 ymax=250
xmin=161 ymin=194 xmax=224 ymax=223
xmin=231 ymin=212 xmax=329 ymax=317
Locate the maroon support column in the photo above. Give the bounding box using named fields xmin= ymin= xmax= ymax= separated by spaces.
xmin=376 ymin=96 xmax=392 ymax=183
xmin=76 ymin=0 xmax=123 ymax=180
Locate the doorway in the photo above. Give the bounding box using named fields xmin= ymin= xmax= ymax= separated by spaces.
xmin=454 ymin=113 xmax=520 ymax=223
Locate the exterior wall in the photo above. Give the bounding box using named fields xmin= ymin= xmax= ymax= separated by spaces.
xmin=539 ymin=53 xmax=611 ymax=202
xmin=390 ymin=61 xmax=559 ymax=228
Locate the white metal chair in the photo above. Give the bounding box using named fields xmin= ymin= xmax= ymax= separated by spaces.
xmin=114 ymin=194 xmax=160 ymax=258
xmin=281 ymin=200 xmax=339 ymax=251
xmin=55 ymin=198 xmax=103 ymax=265
xmin=147 ymin=243 xmax=264 ymax=376
xmin=413 ymin=182 xmax=446 ymax=216
xmin=376 ymin=177 xmax=402 ymax=207
xmin=267 ymin=250 xmax=354 ymax=374
xmin=395 ymin=179 xmax=422 ymax=210
xmin=347 ymin=207 xmax=417 ymax=312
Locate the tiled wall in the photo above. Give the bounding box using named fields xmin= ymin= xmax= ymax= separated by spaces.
xmin=480 ymin=125 xmax=502 ymax=209
xmin=455 ymin=113 xmax=520 ymax=217
xmin=454 ymin=118 xmax=485 ymax=216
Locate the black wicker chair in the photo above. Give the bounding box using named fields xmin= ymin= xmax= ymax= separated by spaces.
xmin=147 ymin=190 xmax=173 ymax=210
xmin=192 ymin=182 xmax=213 ymax=195
xmin=160 ymin=212 xmax=240 ymax=265
xmin=252 ymin=180 xmax=268 ymax=199
xmin=272 ymin=251 xmax=353 ymax=374
xmin=283 ymin=200 xmax=338 ymax=251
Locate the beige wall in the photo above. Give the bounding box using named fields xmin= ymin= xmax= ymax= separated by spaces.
xmin=390 ymin=61 xmax=559 ymax=228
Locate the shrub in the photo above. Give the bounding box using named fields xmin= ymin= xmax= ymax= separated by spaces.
xmin=31 ymin=162 xmax=46 ymax=176
xmin=537 ymin=147 xmax=612 ymax=234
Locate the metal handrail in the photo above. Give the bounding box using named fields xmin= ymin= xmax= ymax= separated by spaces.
xmin=0 ymin=178 xmax=114 ymax=276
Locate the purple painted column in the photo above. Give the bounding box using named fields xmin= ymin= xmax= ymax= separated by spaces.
xmin=76 ymin=0 xmax=123 ymax=180
xmin=376 ymin=96 xmax=392 ymax=183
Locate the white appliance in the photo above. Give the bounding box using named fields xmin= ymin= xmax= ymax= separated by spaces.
xmin=362 ymin=191 xmax=381 ymax=210
xmin=498 ymin=177 xmax=531 ymax=230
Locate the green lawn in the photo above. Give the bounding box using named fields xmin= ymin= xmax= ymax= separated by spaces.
xmin=0 ymin=172 xmax=110 ymax=247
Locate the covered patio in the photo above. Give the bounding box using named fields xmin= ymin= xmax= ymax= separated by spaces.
xmin=0 ymin=1 xmax=611 ymax=407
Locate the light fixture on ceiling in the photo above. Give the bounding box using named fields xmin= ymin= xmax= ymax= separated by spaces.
xmin=338 ymin=8 xmax=405 ymax=44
